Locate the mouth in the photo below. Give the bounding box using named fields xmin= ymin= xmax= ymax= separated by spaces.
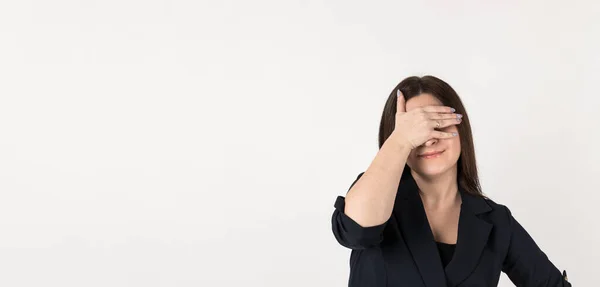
xmin=418 ymin=150 xmax=445 ymax=159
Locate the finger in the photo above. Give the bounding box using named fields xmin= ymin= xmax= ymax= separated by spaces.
xmin=430 ymin=130 xmax=458 ymax=139
xmin=421 ymin=105 xmax=455 ymax=114
xmin=430 ymin=118 xmax=462 ymax=129
xmin=428 ymin=112 xmax=463 ymax=121
xmin=396 ymin=90 xmax=406 ymax=114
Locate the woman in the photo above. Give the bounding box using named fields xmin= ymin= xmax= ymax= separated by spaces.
xmin=331 ymin=76 xmax=571 ymax=287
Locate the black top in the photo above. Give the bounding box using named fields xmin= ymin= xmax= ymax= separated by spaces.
xmin=331 ymin=171 xmax=571 ymax=287
xmin=435 ymin=241 xmax=456 ymax=268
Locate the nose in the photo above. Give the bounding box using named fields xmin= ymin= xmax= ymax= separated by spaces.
xmin=423 ymin=138 xmax=438 ymax=147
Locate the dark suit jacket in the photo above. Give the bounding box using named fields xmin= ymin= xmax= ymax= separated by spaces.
xmin=331 ymin=172 xmax=571 ymax=287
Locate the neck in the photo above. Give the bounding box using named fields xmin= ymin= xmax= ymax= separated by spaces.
xmin=411 ymin=168 xmax=461 ymax=210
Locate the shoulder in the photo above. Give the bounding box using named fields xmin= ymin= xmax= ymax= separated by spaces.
xmin=476 ymin=196 xmax=515 ymax=225
xmin=481 ymin=197 xmax=508 ymax=212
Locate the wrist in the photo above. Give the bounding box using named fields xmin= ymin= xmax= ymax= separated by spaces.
xmin=387 ymin=132 xmax=413 ymax=154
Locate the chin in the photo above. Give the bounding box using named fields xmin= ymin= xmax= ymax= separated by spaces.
xmin=410 ymin=158 xmax=458 ymax=178
xmin=414 ymin=165 xmax=450 ymax=178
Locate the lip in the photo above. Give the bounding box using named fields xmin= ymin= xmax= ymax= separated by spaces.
xmin=418 ymin=150 xmax=445 ymax=158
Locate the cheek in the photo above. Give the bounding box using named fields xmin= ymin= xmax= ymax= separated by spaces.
xmin=442 ymin=127 xmax=461 ymax=148
xmin=446 ymin=137 xmax=461 ymax=159
xmin=436 ymin=130 xmax=461 ymax=159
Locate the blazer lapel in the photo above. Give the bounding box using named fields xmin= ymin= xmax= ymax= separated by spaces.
xmin=444 ymin=189 xmax=493 ymax=287
xmin=395 ymin=175 xmax=447 ymax=287
xmin=394 ymin=174 xmax=493 ymax=287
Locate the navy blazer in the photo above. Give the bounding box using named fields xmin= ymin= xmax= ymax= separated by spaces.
xmin=331 ymin=172 xmax=571 ymax=287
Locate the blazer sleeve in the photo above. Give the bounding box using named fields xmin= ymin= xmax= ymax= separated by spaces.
xmin=501 ymin=205 xmax=572 ymax=286
xmin=331 ymin=172 xmax=388 ymax=250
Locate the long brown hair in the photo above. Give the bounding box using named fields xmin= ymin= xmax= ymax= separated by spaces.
xmin=378 ymin=75 xmax=485 ymax=198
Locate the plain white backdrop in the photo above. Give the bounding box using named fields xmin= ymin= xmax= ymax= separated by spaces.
xmin=0 ymin=0 xmax=598 ymax=286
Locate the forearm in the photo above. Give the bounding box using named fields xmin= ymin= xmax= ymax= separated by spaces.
xmin=344 ymin=133 xmax=411 ymax=227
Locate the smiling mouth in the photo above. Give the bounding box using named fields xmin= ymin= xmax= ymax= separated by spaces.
xmin=418 ymin=150 xmax=445 ymax=159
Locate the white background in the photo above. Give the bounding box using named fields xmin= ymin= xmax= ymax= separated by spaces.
xmin=0 ymin=0 xmax=598 ymax=286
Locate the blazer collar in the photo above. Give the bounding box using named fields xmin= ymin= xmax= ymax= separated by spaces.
xmin=394 ymin=173 xmax=493 ymax=287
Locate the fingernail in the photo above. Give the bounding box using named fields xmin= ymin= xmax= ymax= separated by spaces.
xmin=451 ymin=108 xmax=456 ymax=112
xmin=397 ymin=90 xmax=401 ymax=97
xmin=457 ymin=114 xmax=463 ymax=118
xmin=452 ymin=132 xmax=458 ymax=136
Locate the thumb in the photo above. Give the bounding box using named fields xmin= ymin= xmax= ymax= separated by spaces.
xmin=396 ymin=89 xmax=406 ymax=113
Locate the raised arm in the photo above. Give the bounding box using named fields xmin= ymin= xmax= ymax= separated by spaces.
xmin=331 ymin=89 xmax=460 ymax=249
xmin=330 ymin=137 xmax=410 ymax=249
